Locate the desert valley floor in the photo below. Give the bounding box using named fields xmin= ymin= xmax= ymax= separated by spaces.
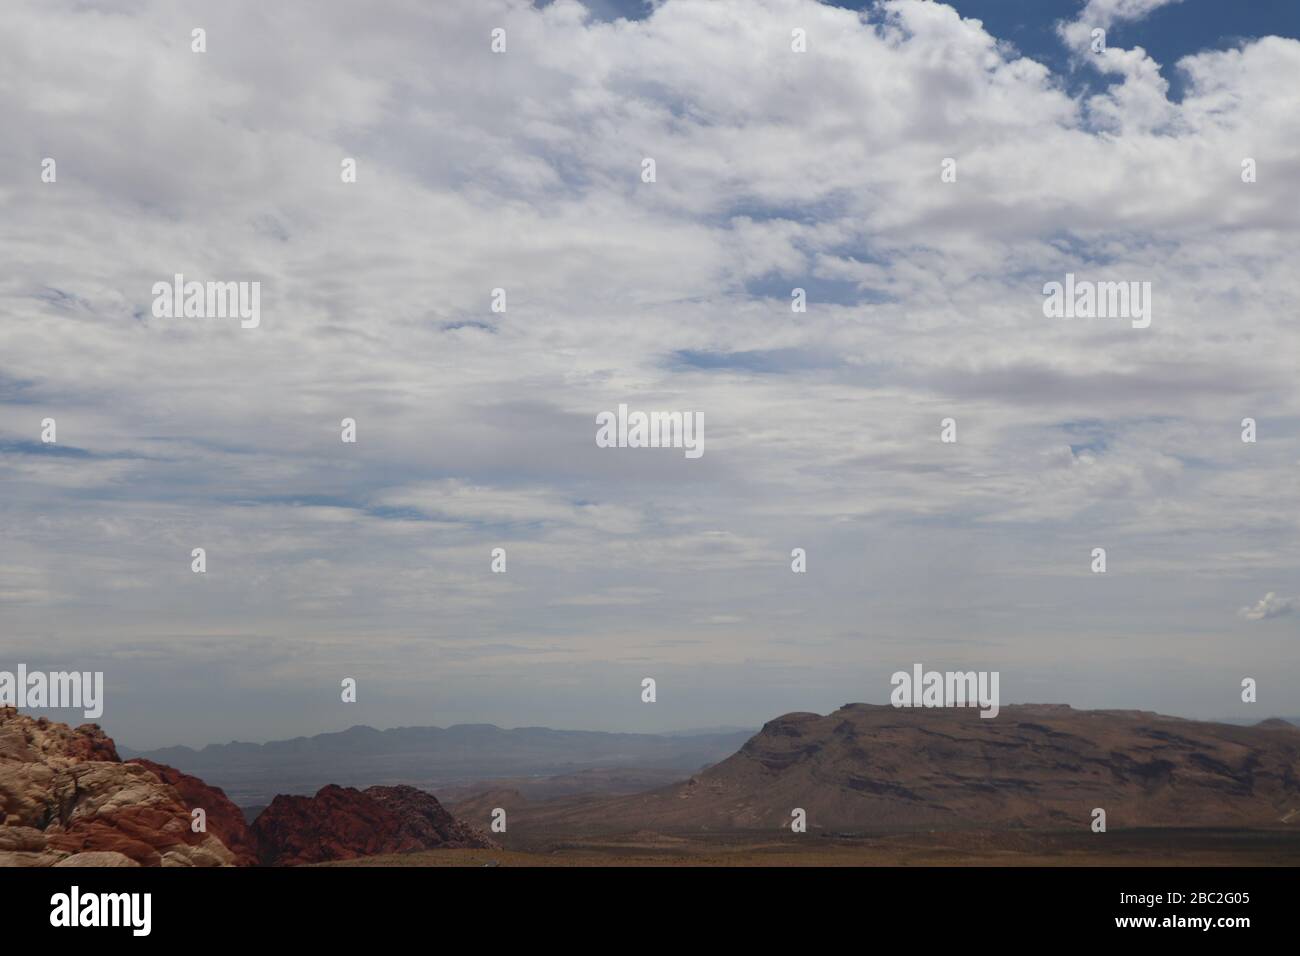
xmin=321 ymin=827 xmax=1300 ymax=867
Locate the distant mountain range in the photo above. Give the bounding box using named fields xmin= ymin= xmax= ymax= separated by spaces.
xmin=120 ymin=724 xmax=756 ymax=806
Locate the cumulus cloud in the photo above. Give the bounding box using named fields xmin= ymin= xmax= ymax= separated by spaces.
xmin=1058 ymin=0 xmax=1203 ymax=135
xmin=1077 ymin=0 xmax=1184 ymax=30
xmin=1 ymin=0 xmax=1297 ymax=743
xmin=1238 ymin=592 xmax=1299 ymax=621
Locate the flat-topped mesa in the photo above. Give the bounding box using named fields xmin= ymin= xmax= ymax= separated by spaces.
xmin=557 ymin=704 xmax=1300 ymax=833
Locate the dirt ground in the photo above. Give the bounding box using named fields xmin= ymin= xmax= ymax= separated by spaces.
xmin=316 ymin=827 xmax=1300 ymax=866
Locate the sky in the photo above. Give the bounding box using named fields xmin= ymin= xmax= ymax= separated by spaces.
xmin=1 ymin=0 xmax=1298 ymax=749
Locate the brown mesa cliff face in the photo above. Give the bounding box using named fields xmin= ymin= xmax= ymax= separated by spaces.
xmin=0 ymin=707 xmax=244 ymax=866
xmin=251 ymin=783 xmax=496 ymax=865
xmin=625 ymin=704 xmax=1300 ymax=831
xmin=493 ymin=704 xmax=1300 ymax=835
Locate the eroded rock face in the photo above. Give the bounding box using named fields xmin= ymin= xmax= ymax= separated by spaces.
xmin=127 ymin=758 xmax=259 ymax=867
xmin=0 ymin=708 xmax=239 ymax=867
xmin=252 ymin=783 xmax=496 ymax=865
xmin=367 ymin=784 xmax=497 ymax=851
xmin=2 ymin=709 xmax=500 ymax=867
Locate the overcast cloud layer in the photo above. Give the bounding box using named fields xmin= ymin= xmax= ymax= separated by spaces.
xmin=1 ymin=0 xmax=1297 ymax=748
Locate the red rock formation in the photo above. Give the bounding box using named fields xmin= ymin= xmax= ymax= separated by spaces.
xmin=253 ymin=783 xmax=495 ymax=865
xmin=2 ymin=709 xmax=497 ymax=867
xmin=0 ymin=707 xmax=240 ymax=866
xmin=368 ymin=784 xmax=497 ymax=850
xmin=128 ymin=758 xmax=259 ymax=867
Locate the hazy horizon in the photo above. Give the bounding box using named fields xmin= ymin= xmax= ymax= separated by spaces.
xmin=26 ymin=698 xmax=1300 ymax=754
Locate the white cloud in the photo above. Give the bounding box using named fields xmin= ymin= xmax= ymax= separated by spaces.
xmin=1238 ymin=592 xmax=1299 ymax=621
xmin=1 ymin=0 xmax=1298 ymax=740
xmin=1077 ymin=0 xmax=1184 ymax=30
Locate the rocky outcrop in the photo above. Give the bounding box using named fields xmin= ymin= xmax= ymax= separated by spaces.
xmin=2 ymin=709 xmax=498 ymax=867
xmin=127 ymin=758 xmax=259 ymax=866
xmin=252 ymin=783 xmax=495 ymax=865
xmin=0 ymin=708 xmax=239 ymax=867
xmin=367 ymin=784 xmax=496 ymax=850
